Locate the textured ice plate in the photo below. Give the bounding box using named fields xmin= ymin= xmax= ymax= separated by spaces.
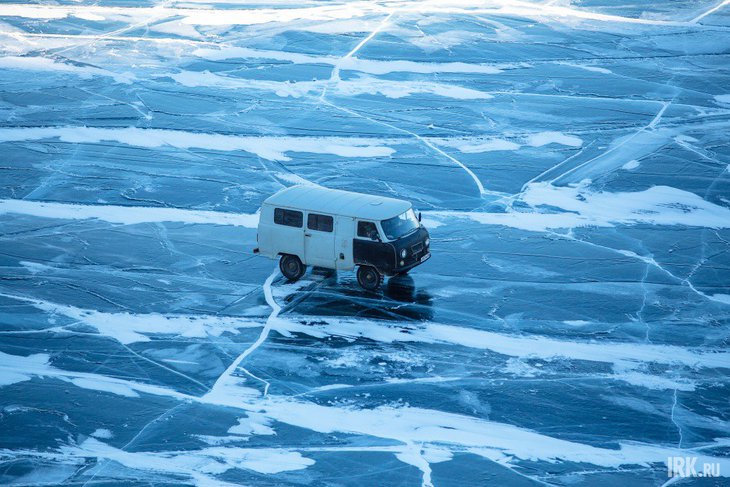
xmin=1 ymin=1 xmax=729 ymax=485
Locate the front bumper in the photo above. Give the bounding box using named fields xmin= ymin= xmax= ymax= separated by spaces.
xmin=392 ymin=250 xmax=430 ymax=274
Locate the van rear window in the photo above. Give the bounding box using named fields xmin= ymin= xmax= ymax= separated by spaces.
xmin=274 ymin=208 xmax=303 ymax=227
xmin=307 ymin=213 xmax=333 ymax=232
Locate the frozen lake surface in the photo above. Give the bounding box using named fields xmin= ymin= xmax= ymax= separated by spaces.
xmin=1 ymin=1 xmax=729 ymax=485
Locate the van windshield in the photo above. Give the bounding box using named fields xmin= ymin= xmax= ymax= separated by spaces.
xmin=381 ymin=209 xmax=419 ymax=240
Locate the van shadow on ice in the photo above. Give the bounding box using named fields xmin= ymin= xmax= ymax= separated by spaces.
xmin=278 ymin=270 xmax=435 ymax=323
xmin=254 ymin=186 xmax=432 ymax=292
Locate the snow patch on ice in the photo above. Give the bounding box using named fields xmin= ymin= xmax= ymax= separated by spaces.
xmin=714 ymin=94 xmax=730 ymax=104
xmin=273 ymin=316 xmax=730 ymax=370
xmin=427 ymin=182 xmax=730 ymax=231
xmin=5 ymin=348 xmax=727 ymax=476
xmin=526 ymin=131 xmax=583 ymax=147
xmin=437 ymin=138 xmax=521 ymax=153
xmin=90 ymin=428 xmax=114 ymax=439
xmin=0 ymin=350 xmax=199 ymax=400
xmin=170 ymin=70 xmax=493 ymax=100
xmin=0 ymin=56 xmax=133 ymax=84
xmin=622 ymin=159 xmax=641 ymax=170
xmin=274 ymin=172 xmax=316 ymax=186
xmin=395 ymin=444 xmax=452 ymax=487
xmin=20 ymin=261 xmax=54 ymax=274
xmin=250 ymin=397 xmax=730 ymax=472
xmin=503 ymin=358 xmax=541 ymax=377
xmin=193 ymin=46 xmax=505 ymax=75
xmin=407 ymin=29 xmax=485 ymax=52
xmin=0 ymin=352 xmax=49 ymax=386
xmin=150 ymin=20 xmax=202 ymax=38
xmin=0 ymin=199 xmax=258 ymax=228
xmin=62 ymin=437 xmax=314 ymax=478
xmin=0 ymin=293 xmax=262 ymax=344
xmin=205 ymin=268 xmax=282 ymax=399
xmin=73 ymin=12 xmax=105 ymax=21
xmin=563 ymin=320 xmax=591 ymax=326
xmin=69 ymin=377 xmax=140 ymax=397
xmin=559 ymin=62 xmax=613 ymax=74
xmin=0 ymin=126 xmax=395 ymax=161
xmin=180 ymin=2 xmax=382 ymax=26
xmin=228 ymin=413 xmax=275 ymax=436
xmin=709 ymin=293 xmax=730 ymax=304
xmin=521 ymin=181 xmax=730 ymax=228
xmin=617 ymin=372 xmax=696 ymax=391
xmin=194 ymin=435 xmax=249 ymax=446
xmin=0 ymin=2 xmax=695 ymax=30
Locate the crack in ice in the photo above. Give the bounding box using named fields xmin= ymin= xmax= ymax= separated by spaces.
xmin=204 ymin=267 xmax=280 ymax=399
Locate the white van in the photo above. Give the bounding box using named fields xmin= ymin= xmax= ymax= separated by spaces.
xmin=254 ymin=185 xmax=431 ymax=290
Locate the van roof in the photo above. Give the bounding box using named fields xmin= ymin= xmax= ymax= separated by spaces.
xmin=263 ymin=185 xmax=411 ymax=220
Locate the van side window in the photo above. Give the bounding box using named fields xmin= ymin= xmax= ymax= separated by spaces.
xmin=307 ymin=213 xmax=333 ymax=232
xmin=357 ymin=221 xmax=379 ymax=241
xmin=274 ymin=208 xmax=303 ymax=228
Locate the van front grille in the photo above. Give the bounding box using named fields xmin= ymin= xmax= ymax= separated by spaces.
xmin=411 ymin=242 xmax=423 ymax=255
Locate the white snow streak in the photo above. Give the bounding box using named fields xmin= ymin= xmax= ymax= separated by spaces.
xmin=0 ymin=199 xmax=259 ymax=228
xmin=193 ymin=46 xmax=506 ymax=75
xmin=2 ymin=342 xmax=729 ymax=479
xmin=205 ymin=268 xmax=281 ymax=399
xmin=691 ymin=0 xmax=730 ymax=23
xmin=0 ymin=126 xmax=394 ymax=161
xmin=425 ymin=182 xmax=730 ymax=232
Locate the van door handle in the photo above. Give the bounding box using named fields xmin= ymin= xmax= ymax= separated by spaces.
xmin=304 ymin=233 xmax=312 ymax=237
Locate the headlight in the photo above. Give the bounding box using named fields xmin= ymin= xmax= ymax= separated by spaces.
xmin=400 ymin=248 xmax=407 ymax=258
xmin=425 ymin=238 xmax=430 ymax=247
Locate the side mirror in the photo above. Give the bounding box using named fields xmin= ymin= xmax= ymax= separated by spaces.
xmin=418 ymin=212 xmax=422 ymax=222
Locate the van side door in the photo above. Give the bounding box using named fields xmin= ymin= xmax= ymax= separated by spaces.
xmin=335 ymin=216 xmax=355 ymax=270
xmin=304 ymin=212 xmax=336 ymax=268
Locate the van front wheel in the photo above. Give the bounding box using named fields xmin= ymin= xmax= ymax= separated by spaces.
xmin=280 ymin=254 xmax=306 ymax=281
xmin=357 ymin=265 xmax=382 ymax=291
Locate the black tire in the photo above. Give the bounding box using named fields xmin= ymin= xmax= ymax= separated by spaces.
xmin=279 ymin=254 xmax=306 ymax=281
xmin=357 ymin=265 xmax=383 ymax=291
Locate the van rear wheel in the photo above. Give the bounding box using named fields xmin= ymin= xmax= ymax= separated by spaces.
xmin=357 ymin=265 xmax=382 ymax=291
xmin=280 ymin=254 xmax=306 ymax=281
